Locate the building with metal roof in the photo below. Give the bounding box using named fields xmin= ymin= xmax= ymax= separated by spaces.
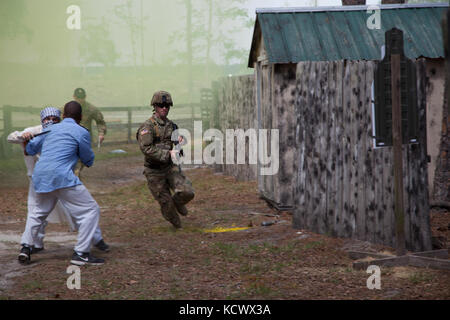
xmin=243 ymin=4 xmax=448 ymax=250
xmin=248 ymin=3 xmax=448 ymax=66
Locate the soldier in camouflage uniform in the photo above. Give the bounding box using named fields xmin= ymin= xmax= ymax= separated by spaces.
xmin=73 ymin=88 xmax=107 ymax=177
xmin=137 ymin=91 xmax=195 ymax=228
xmin=73 ymin=88 xmax=107 ymax=144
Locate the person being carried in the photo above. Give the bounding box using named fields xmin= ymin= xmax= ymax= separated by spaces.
xmin=18 ymin=101 xmax=106 ymax=265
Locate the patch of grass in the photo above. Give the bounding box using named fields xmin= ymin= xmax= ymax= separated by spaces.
xmin=202 ymin=256 xmax=211 ymax=266
xmin=22 ymin=280 xmax=43 ymax=290
xmin=272 ymin=262 xmax=287 ymax=272
xmin=151 ymin=225 xmax=178 ymax=234
xmin=330 ymin=278 xmax=341 ymax=285
xmin=409 ymin=272 xmax=434 ymax=284
xmin=212 ymin=242 xmax=240 ymax=259
xmin=94 ymin=151 xmax=139 ymax=162
xmin=245 ymin=281 xmax=277 ymax=298
xmin=247 ymin=243 xmax=262 ymax=253
xmin=302 ymin=241 xmax=324 ymax=250
xmin=98 ymin=279 xmax=111 ymax=290
xmin=0 ymin=156 xmax=27 ymax=172
xmin=179 ymin=225 xmax=204 ymax=233
xmin=89 ymin=293 xmax=106 ymax=300
xmin=240 ymin=262 xmax=264 ymax=275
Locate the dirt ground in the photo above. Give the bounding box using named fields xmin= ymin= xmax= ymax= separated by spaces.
xmin=0 ymin=144 xmax=449 ymax=300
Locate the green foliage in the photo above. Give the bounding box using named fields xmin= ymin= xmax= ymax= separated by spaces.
xmin=0 ymin=0 xmax=254 ymax=118
xmin=408 ymin=272 xmax=434 ymax=284
xmin=79 ymin=18 xmax=120 ymax=67
xmin=168 ymin=0 xmax=252 ymax=67
xmin=0 ymin=0 xmax=32 ymax=40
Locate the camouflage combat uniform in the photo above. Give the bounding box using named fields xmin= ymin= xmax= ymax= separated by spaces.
xmin=72 ymin=99 xmax=107 ymax=178
xmin=137 ymin=114 xmax=195 ymax=228
xmin=79 ymin=100 xmax=107 ymax=140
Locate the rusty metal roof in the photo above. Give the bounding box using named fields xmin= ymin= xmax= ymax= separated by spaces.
xmin=248 ymin=3 xmax=449 ymax=67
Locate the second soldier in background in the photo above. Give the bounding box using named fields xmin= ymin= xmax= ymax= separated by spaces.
xmin=73 ymin=87 xmax=107 ymax=177
xmin=137 ymin=91 xmax=195 ymax=228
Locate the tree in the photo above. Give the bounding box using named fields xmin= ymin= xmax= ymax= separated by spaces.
xmin=169 ymin=0 xmax=251 ymax=65
xmin=0 ymin=0 xmax=32 ymax=41
xmin=79 ymin=18 xmax=119 ymax=67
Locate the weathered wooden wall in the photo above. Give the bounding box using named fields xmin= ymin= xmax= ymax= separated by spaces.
xmin=213 ymin=75 xmax=257 ymax=181
xmin=433 ymin=9 xmax=450 ymax=203
xmin=293 ymin=60 xmax=432 ymax=252
xmin=256 ymin=63 xmax=297 ymax=210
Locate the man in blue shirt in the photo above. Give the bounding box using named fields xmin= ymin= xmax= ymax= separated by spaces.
xmin=18 ymin=101 xmax=105 ymax=266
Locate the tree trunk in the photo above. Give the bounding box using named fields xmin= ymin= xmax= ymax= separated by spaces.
xmin=206 ymin=0 xmax=213 ymax=85
xmin=185 ymin=0 xmax=194 ymax=117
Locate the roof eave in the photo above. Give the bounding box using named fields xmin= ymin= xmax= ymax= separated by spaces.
xmin=255 ymin=3 xmax=449 ymax=14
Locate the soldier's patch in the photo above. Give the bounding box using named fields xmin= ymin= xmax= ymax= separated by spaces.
xmin=140 ymin=128 xmax=149 ymax=135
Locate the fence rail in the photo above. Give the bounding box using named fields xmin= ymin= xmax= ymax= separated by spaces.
xmin=0 ymin=103 xmax=203 ymax=158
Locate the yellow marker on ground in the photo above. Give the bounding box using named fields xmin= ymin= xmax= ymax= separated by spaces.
xmin=203 ymin=226 xmax=250 ymax=233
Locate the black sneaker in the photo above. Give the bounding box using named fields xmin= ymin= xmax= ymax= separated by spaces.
xmin=31 ymin=246 xmax=44 ymax=254
xmin=70 ymin=252 xmax=105 ymax=266
xmin=18 ymin=246 xmax=31 ymax=265
xmin=94 ymin=239 xmax=110 ymax=252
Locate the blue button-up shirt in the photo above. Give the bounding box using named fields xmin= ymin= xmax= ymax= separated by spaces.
xmin=26 ymin=118 xmax=95 ymax=193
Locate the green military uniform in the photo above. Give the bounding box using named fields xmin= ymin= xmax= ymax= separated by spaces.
xmin=72 ymin=88 xmax=107 ymax=142
xmin=137 ymin=95 xmax=194 ymax=228
xmin=72 ymin=88 xmax=107 ymax=178
xmin=79 ymin=100 xmax=107 ymax=140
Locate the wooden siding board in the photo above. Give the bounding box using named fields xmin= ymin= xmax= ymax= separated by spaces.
xmin=325 ymin=61 xmax=337 ymax=235
xmin=349 ymin=61 xmax=359 ymax=239
xmin=415 ymin=59 xmax=432 ymax=251
xmin=334 ymin=60 xmax=345 ymax=237
xmin=294 ymin=62 xmax=307 ymax=228
xmin=305 ymin=61 xmax=317 ymax=230
xmin=341 ymin=61 xmax=352 ymax=237
xmin=364 ymin=61 xmax=377 ymax=244
xmin=355 ymin=62 xmax=367 ymax=240
xmin=318 ymin=61 xmax=329 ymax=234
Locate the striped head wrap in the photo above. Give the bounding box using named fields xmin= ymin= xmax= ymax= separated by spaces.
xmin=40 ymin=107 xmax=61 ymax=124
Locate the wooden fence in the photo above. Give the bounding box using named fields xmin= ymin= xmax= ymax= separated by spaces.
xmin=0 ymin=104 xmax=201 ymax=158
xmin=213 ymin=75 xmax=257 ymax=181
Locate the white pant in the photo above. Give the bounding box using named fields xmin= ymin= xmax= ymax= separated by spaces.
xmin=21 ymin=184 xmax=100 ymax=253
xmin=25 ymin=181 xmax=103 ymax=248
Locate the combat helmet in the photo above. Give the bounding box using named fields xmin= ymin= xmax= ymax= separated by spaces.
xmin=151 ymin=91 xmax=173 ymax=107
xmin=74 ymin=88 xmax=86 ymax=99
